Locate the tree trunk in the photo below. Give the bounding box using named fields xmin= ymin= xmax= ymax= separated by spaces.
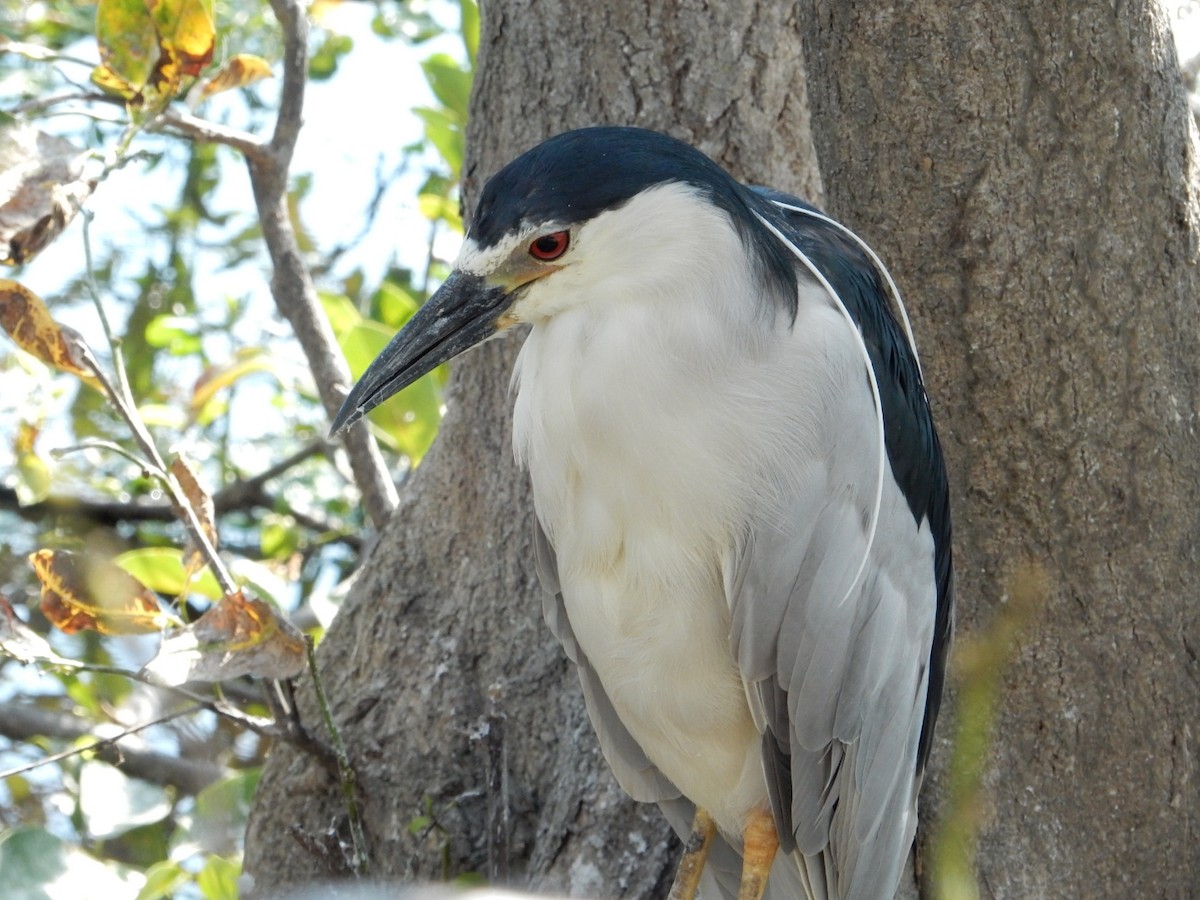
xmin=797 ymin=0 xmax=1200 ymax=897
xmin=244 ymin=1 xmax=818 ymax=895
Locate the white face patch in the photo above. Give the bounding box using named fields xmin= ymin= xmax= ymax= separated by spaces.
xmin=456 ymin=235 xmax=511 ymax=276
xmin=456 ymin=228 xmax=541 ymax=277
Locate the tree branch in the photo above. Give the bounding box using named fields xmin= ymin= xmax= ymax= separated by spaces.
xmin=0 ymin=702 xmax=224 ymax=795
xmin=149 ymin=108 xmax=269 ymax=163
xmin=209 ymin=439 xmax=332 ymax=511
xmin=246 ymin=0 xmax=399 ymax=529
xmin=1 ymin=440 xmax=363 ymax=549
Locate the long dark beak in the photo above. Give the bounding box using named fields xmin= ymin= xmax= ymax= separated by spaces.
xmin=329 ymin=271 xmax=512 ymax=436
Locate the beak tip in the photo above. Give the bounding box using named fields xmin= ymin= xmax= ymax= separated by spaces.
xmin=329 ymin=404 xmax=362 ymax=439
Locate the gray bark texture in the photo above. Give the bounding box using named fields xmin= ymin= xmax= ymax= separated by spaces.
xmin=244 ymin=0 xmax=1200 ymax=897
xmin=797 ymin=0 xmax=1200 ymax=897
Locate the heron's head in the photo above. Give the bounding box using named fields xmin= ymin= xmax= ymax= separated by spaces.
xmin=330 ymin=126 xmax=796 ymax=435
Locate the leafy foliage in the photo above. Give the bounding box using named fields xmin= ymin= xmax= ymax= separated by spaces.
xmin=0 ymin=0 xmax=475 ymax=893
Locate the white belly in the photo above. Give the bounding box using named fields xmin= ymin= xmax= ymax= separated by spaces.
xmin=510 ymin=283 xmax=863 ymax=839
xmin=559 ymin=531 xmax=766 ymax=834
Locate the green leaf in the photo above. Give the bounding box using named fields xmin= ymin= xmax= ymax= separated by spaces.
xmin=195 ymin=854 xmax=239 ymax=900
xmin=136 ymin=860 xmax=191 ymax=900
xmin=412 ymin=107 xmax=464 ymax=178
xmin=338 ymin=319 xmax=442 ymax=463
xmin=260 ymin=513 xmax=300 ymax=560
xmin=308 ymin=32 xmax=353 ymax=81
xmin=460 ymin=0 xmax=480 ymax=66
xmin=421 ymin=53 xmax=473 ymax=120
xmin=0 ymin=827 xmax=143 ymax=900
xmin=144 ymin=314 xmax=202 ymax=356
xmin=92 ymin=0 xmax=159 ymax=98
xmin=91 ymin=0 xmax=214 ymax=102
xmin=15 ymin=450 xmax=52 ymax=505
xmin=374 ymin=281 xmax=419 ymax=329
xmin=114 ymin=547 xmax=223 ymax=601
xmin=418 ymin=192 xmax=463 ymax=232
xmin=318 ymin=290 xmax=363 ymax=337
xmin=339 ymin=317 xmax=396 ymax=379
xmin=80 ymin=761 xmax=172 ymax=840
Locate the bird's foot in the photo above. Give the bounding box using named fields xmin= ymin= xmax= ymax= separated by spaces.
xmin=667 ymin=806 xmax=717 ymax=900
xmin=736 ymin=807 xmax=779 ymax=900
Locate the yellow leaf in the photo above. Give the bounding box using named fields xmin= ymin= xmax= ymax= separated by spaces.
xmin=14 ymin=423 xmax=52 ymax=506
xmin=15 ymin=420 xmax=38 ymax=454
xmin=91 ymin=0 xmax=215 ymax=104
xmin=309 ymin=0 xmax=344 ymax=26
xmin=91 ymin=0 xmax=161 ymax=100
xmin=189 ymin=351 xmax=275 ymax=420
xmin=29 ymin=549 xmax=179 ymax=636
xmin=144 ymin=589 xmax=307 ymax=684
xmin=195 ymin=54 xmax=273 ymax=103
xmin=0 ymin=280 xmax=102 ymax=389
xmin=149 ymin=0 xmax=215 ymax=78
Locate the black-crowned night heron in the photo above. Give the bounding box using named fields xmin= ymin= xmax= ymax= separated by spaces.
xmin=332 ymin=127 xmax=953 ymax=900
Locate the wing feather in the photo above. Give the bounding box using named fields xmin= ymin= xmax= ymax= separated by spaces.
xmin=728 ymin=191 xmax=952 ymax=900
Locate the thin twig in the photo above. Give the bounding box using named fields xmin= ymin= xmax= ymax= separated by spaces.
xmin=67 ymin=232 xmax=241 ymax=597
xmin=51 ymin=439 xmax=159 ymax=475
xmin=0 ymin=703 xmax=224 ymax=795
xmin=0 ymin=705 xmax=199 ymax=782
xmin=305 ymin=637 xmax=369 ymax=874
xmin=211 ymin=439 xmax=332 ymax=510
xmin=81 ymin=210 xmax=133 ymax=404
xmin=3 ymin=651 xmax=278 ymax=737
xmin=244 ymin=0 xmax=398 ymax=529
xmin=9 ymin=89 xmax=119 ymax=116
xmin=0 ymin=40 xmax=96 ymax=68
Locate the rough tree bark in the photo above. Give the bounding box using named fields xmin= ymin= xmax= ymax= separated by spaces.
xmin=796 ymin=1 xmax=1200 ymax=897
xmin=245 ymin=1 xmax=818 ymax=896
xmin=245 ymin=0 xmax=1200 ymax=897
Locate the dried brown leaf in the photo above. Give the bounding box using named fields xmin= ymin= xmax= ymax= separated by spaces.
xmin=143 ymin=589 xmax=306 ymax=684
xmin=29 ymin=549 xmax=175 ymax=636
xmin=0 ymin=123 xmax=95 ymax=265
xmin=169 ymin=454 xmax=218 ymax=580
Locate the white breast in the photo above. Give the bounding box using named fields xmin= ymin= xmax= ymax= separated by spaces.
xmin=510 ymin=251 xmax=867 ymax=835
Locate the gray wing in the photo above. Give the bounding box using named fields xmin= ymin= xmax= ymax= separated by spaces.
xmin=729 ymin=484 xmax=935 ymax=900
xmin=728 ymin=194 xmax=952 ymax=900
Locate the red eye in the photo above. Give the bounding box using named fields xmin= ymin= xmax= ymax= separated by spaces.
xmin=529 ymin=230 xmax=570 ymax=261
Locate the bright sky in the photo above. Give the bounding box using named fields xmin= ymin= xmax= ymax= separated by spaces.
xmin=14 ymin=0 xmax=461 ymax=320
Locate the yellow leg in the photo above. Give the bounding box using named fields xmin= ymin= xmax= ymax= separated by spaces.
xmin=668 ymin=806 xmax=717 ymax=900
xmin=736 ymin=807 xmax=780 ymax=900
